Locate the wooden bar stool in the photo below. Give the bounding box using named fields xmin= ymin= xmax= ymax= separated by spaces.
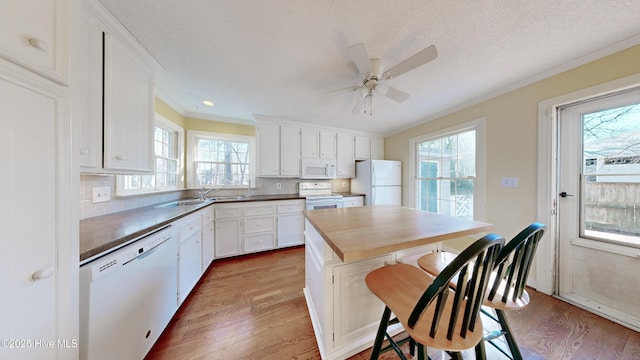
xmin=365 ymin=233 xmax=505 ymax=360
xmin=417 ymin=222 xmax=546 ymax=360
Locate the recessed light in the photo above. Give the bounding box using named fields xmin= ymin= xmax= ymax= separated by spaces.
xmin=202 ymin=100 xmax=214 ymax=107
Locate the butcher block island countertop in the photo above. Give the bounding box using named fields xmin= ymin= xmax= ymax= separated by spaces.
xmin=302 ymin=205 xmax=493 ymax=360
xmin=303 ymin=205 xmax=493 ymax=263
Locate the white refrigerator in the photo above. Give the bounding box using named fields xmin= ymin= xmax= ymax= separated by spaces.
xmin=352 ymin=160 xmax=402 ymax=206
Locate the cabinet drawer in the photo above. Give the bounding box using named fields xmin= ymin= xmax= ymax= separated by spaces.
xmin=244 ymin=205 xmax=275 ymax=216
xmin=179 ymin=217 xmax=201 ymax=241
xmin=215 ymin=206 xmax=242 ymax=219
xmin=245 ymin=232 xmax=276 ymax=253
xmin=244 ymin=216 xmax=275 ymax=234
xmin=201 ymin=207 xmax=214 ymax=223
xmin=277 ymin=202 xmax=305 ymax=214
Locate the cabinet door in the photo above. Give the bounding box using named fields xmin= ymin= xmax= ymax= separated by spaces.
xmin=354 ymin=136 xmax=371 ymax=160
xmin=0 ymin=0 xmax=68 ymax=84
xmin=257 ymin=122 xmax=280 ymax=176
xmin=215 ymin=218 xmax=243 ymax=258
xmin=342 ymin=196 xmax=364 ymax=208
xmin=336 ymin=133 xmax=355 ymax=178
xmin=201 ymin=210 xmax=215 ymax=272
xmin=280 ymin=125 xmax=301 ymax=177
xmin=333 ymin=255 xmax=393 ymax=349
xmin=371 ymin=137 xmax=384 ymax=160
xmin=73 ymin=6 xmax=103 ymax=170
xmin=178 ymin=234 xmax=202 ymax=304
xmin=301 ymin=127 xmax=319 ymax=158
xmin=0 ymin=65 xmax=74 ymax=359
xmin=277 ymin=213 xmax=304 ymax=247
xmin=103 ymin=32 xmax=154 ymax=172
xmin=319 ymin=131 xmax=337 ymax=160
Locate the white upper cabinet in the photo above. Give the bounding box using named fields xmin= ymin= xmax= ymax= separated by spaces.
xmin=371 ymin=137 xmax=384 ymax=160
xmin=301 ymin=127 xmax=319 ymax=158
xmin=354 ymin=136 xmax=371 ymax=160
xmin=336 ymin=133 xmax=355 ymax=178
xmin=74 ymin=0 xmax=155 ymax=174
xmin=72 ymin=5 xmax=103 ymax=170
xmin=257 ymin=122 xmax=281 ymax=176
xmin=319 ymin=131 xmax=337 ymax=160
xmin=256 ymin=121 xmax=301 ymax=177
xmin=0 ymin=0 xmax=69 ymax=84
xmin=280 ymin=125 xmax=301 ymax=176
xmin=103 ymin=32 xmax=154 ymax=172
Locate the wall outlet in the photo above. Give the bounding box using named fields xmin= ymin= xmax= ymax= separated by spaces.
xmin=276 ymin=183 xmax=282 ymax=190
xmin=92 ymin=187 xmax=111 ymax=203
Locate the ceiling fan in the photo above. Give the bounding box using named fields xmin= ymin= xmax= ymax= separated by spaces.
xmin=328 ymin=43 xmax=438 ymax=116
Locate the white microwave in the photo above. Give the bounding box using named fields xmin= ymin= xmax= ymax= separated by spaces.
xmin=301 ymin=159 xmax=336 ymax=179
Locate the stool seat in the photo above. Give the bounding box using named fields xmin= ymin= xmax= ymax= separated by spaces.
xmin=366 ymin=263 xmax=484 ymax=351
xmin=416 ymin=223 xmax=546 ymax=360
xmin=365 ymin=233 xmax=505 ymax=360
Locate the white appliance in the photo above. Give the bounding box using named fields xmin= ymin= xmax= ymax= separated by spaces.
xmin=301 ymin=158 xmax=336 ymax=179
xmin=299 ymin=181 xmax=344 ymax=209
xmin=80 ymin=226 xmax=178 ymax=360
xmin=352 ymin=160 xmax=402 ymax=206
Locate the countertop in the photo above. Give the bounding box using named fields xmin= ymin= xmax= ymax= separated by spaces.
xmin=303 ymin=205 xmax=493 ymax=262
xmin=80 ymin=194 xmax=303 ymax=264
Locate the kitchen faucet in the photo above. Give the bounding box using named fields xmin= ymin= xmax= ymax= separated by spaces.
xmin=198 ymin=187 xmax=217 ymax=200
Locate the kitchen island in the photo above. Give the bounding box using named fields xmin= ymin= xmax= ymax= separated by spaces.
xmin=303 ymin=205 xmax=492 ymax=360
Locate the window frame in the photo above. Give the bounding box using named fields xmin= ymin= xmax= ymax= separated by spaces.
xmin=116 ymin=114 xmax=184 ymax=196
xmin=409 ymin=118 xmax=486 ymax=220
xmin=186 ymin=130 xmax=256 ymax=189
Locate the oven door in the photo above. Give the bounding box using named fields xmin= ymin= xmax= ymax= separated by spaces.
xmin=305 ymin=198 xmax=343 ymax=210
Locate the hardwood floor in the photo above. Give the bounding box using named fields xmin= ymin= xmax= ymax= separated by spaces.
xmin=145 ymin=246 xmax=640 ymax=360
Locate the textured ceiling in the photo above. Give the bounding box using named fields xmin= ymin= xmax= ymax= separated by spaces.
xmin=98 ymin=0 xmax=640 ymax=135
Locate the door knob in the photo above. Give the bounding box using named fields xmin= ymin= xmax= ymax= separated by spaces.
xmin=559 ymin=192 xmax=574 ymax=198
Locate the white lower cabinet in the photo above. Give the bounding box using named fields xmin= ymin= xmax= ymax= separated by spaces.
xmin=244 ymin=204 xmax=276 ymax=253
xmin=177 ymin=214 xmax=202 ymax=305
xmin=303 ymin=219 xmax=439 ymax=360
xmin=277 ymin=200 xmax=305 ymax=247
xmin=214 ymin=205 xmax=243 ymax=258
xmin=342 ymin=196 xmax=364 ymax=208
xmin=201 ymin=207 xmax=215 ymax=272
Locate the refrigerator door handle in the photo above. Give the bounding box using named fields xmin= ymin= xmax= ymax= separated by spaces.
xmin=372 ymin=187 xmax=376 ymax=205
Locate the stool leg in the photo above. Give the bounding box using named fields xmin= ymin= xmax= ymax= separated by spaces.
xmin=496 ymin=309 xmax=523 ymax=360
xmin=474 ymin=339 xmax=487 ymax=360
xmin=370 ymin=306 xmax=392 ymax=360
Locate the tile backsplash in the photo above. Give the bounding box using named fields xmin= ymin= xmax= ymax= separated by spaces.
xmin=79 ymin=175 xmax=350 ymax=220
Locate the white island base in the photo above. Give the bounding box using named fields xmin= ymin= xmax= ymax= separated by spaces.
xmin=303 ymin=220 xmax=439 ymax=359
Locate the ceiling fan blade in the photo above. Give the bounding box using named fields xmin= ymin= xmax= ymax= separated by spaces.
xmin=351 ymin=95 xmax=365 ymax=114
xmin=383 ymin=45 xmax=437 ymax=79
xmin=349 ymin=43 xmax=372 ymax=75
xmin=323 ymin=85 xmax=360 ymax=95
xmin=377 ymin=84 xmax=410 ymax=103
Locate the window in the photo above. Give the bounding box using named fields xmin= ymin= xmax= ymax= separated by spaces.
xmin=117 ymin=115 xmax=184 ymax=195
xmin=187 ymin=130 xmax=255 ymax=188
xmin=410 ymin=119 xmax=485 ymax=219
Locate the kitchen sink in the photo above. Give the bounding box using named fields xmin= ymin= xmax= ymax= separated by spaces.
xmin=154 ymin=199 xmax=213 ymax=208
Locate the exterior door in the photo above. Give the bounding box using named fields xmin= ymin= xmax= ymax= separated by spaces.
xmin=557 ymin=88 xmax=640 ymax=331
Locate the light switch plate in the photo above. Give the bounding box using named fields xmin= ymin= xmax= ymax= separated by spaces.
xmin=501 ymin=177 xmax=519 ymax=188
xmin=92 ymin=187 xmax=111 ymax=203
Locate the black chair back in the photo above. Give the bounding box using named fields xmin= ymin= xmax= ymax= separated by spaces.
xmin=407 ymin=233 xmax=505 ymax=341
xmin=487 ymin=222 xmax=546 ymax=304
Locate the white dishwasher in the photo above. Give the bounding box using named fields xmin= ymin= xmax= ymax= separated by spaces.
xmin=80 ymin=225 xmax=178 ymax=360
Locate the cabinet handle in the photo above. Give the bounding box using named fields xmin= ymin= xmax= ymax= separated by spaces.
xmin=115 ymin=155 xmax=125 ymax=160
xmin=80 ymin=148 xmax=89 ymax=155
xmin=31 ymin=266 xmax=55 ymax=281
xmin=27 ymin=37 xmax=50 ymax=53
